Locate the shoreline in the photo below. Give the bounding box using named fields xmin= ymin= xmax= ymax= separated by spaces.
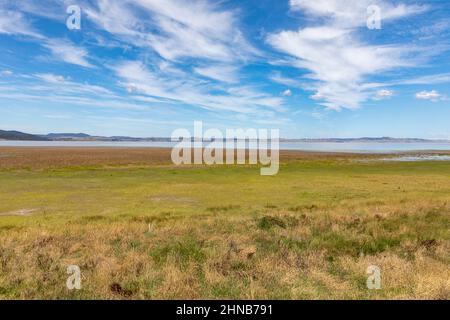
xmin=1 ymin=145 xmax=450 ymax=153
xmin=1 ymin=147 xmax=450 ymax=170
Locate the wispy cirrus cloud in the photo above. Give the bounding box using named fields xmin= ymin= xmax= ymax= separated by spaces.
xmin=289 ymin=0 xmax=427 ymax=27
xmin=0 ymin=2 xmax=93 ymax=68
xmin=1 ymin=0 xmax=448 ymax=137
xmin=42 ymin=39 xmax=93 ymax=68
xmin=397 ymin=73 xmax=450 ymax=86
xmin=1 ymin=70 xmax=13 ymax=76
xmin=0 ymin=7 xmax=43 ymax=38
xmin=267 ymin=0 xmax=433 ymax=110
xmin=112 ymin=60 xmax=283 ymax=114
xmin=0 ymin=0 xmax=283 ymax=116
xmin=193 ymin=65 xmax=239 ymax=84
xmin=0 ymin=74 xmax=148 ymax=111
xmin=81 ymin=0 xmax=281 ymax=114
xmin=35 ymin=73 xmax=112 ymax=95
xmin=84 ymin=0 xmax=258 ymax=63
xmin=269 ymin=72 xmax=305 ymax=88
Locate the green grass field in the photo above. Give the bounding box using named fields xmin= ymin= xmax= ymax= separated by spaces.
xmin=0 ymin=150 xmax=449 ymax=299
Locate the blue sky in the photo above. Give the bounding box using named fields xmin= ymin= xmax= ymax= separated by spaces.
xmin=0 ymin=0 xmax=449 ymax=138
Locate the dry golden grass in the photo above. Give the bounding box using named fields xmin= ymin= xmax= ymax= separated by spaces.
xmin=0 ymin=147 xmax=397 ymax=169
xmin=1 ymin=205 xmax=448 ymax=300
xmin=0 ymin=148 xmax=449 ymax=299
xmin=0 ymin=147 xmax=173 ymax=169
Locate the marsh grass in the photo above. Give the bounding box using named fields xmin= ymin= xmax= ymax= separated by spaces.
xmin=0 ymin=149 xmax=449 ymax=299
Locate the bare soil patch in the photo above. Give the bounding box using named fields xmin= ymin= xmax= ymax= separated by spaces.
xmin=0 ymin=208 xmax=39 ymax=216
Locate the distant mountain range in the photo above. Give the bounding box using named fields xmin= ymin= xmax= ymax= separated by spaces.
xmin=0 ymin=130 xmax=50 ymax=141
xmin=0 ymin=130 xmax=448 ymax=143
xmin=45 ymin=133 xmax=91 ymax=139
xmin=0 ymin=131 xmax=172 ymax=142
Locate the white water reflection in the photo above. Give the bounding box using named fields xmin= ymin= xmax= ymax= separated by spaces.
xmin=0 ymin=140 xmax=450 ymax=153
xmin=378 ymin=155 xmax=450 ymax=162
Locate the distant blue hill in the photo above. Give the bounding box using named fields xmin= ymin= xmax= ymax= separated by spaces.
xmin=45 ymin=133 xmax=92 ymax=139
xmin=0 ymin=130 xmax=49 ymax=141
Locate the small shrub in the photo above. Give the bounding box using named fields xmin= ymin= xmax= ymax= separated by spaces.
xmin=258 ymin=216 xmax=286 ymax=230
xmin=149 ymin=236 xmax=205 ymax=267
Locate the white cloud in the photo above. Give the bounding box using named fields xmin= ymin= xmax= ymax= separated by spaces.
xmin=0 ymin=91 xmax=150 ymax=111
xmin=0 ymin=3 xmax=94 ymax=69
xmin=289 ymin=0 xmax=426 ymax=27
xmin=267 ymin=0 xmax=429 ymax=110
xmin=83 ymin=0 xmax=143 ymax=38
xmin=374 ymin=89 xmax=394 ymax=100
xmin=0 ymin=9 xmax=43 ymax=38
xmin=112 ymin=60 xmax=283 ymax=114
xmin=270 ymin=72 xmax=304 ymax=88
xmin=43 ymin=39 xmax=93 ymax=68
xmin=35 ymin=74 xmax=112 ymax=96
xmin=397 ymin=73 xmax=450 ymax=86
xmin=415 ymin=90 xmax=443 ymax=102
xmin=1 ymin=70 xmax=13 ymax=76
xmin=281 ymin=89 xmax=292 ymax=97
xmin=310 ymin=92 xmax=324 ymax=101
xmin=0 ymin=74 xmax=147 ymax=111
xmin=7 ymin=0 xmax=69 ymax=22
xmin=79 ymin=0 xmax=276 ymax=116
xmin=311 ymin=112 xmax=325 ymax=120
xmin=36 ymin=73 xmax=66 ymax=83
xmin=194 ymin=65 xmax=239 ymax=83
xmin=85 ymin=0 xmax=257 ymax=63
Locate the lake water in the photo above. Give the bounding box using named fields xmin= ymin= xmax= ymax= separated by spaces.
xmin=378 ymin=155 xmax=450 ymax=162
xmin=1 ymin=140 xmax=450 ymax=153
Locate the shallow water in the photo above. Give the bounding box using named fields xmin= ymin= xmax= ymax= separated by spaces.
xmin=0 ymin=140 xmax=450 ymax=153
xmin=378 ymin=155 xmax=450 ymax=162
